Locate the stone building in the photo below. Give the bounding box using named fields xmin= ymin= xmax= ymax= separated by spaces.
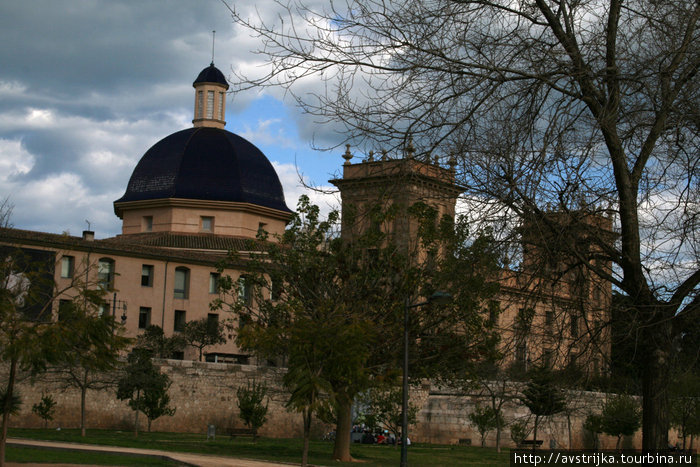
xmin=1 ymin=62 xmax=293 ymax=362
xmin=1 ymin=61 xmax=616 ymax=445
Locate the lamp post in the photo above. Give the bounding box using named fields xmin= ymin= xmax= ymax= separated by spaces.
xmin=401 ymin=291 xmax=452 ymax=467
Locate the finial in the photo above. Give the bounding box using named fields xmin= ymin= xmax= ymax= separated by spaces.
xmin=381 ymin=149 xmax=388 ymax=161
xmin=211 ymin=30 xmax=216 ymax=65
xmin=342 ymin=145 xmax=353 ymax=165
xmin=448 ymin=154 xmax=457 ymax=171
xmin=405 ymin=137 xmax=415 ymax=159
xmin=367 ymin=150 xmax=374 ymax=162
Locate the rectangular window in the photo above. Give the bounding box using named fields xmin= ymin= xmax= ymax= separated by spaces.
xmin=197 ymin=91 xmax=203 ymax=118
xmin=174 ymin=309 xmax=186 ymax=332
xmin=545 ymin=310 xmax=554 ymax=329
xmin=97 ymin=258 xmax=115 ymax=290
xmin=174 ymin=267 xmax=189 ymax=299
xmin=206 ymin=91 xmax=214 ymax=118
xmin=218 ymin=91 xmax=224 ymax=119
xmin=207 ymin=313 xmax=219 ymax=333
xmin=570 ymin=313 xmax=579 ymax=338
xmin=238 ymin=276 xmax=251 ymax=306
xmin=60 ymin=256 xmax=74 ymax=278
xmin=143 ymin=216 xmax=153 ymax=232
xmin=138 ymin=307 xmax=151 ymax=329
xmin=201 ymin=216 xmax=214 ymax=232
xmin=58 ymin=299 xmax=72 ymax=321
xmin=209 ymin=272 xmax=220 ymax=294
xmin=141 ymin=265 xmax=154 ymax=287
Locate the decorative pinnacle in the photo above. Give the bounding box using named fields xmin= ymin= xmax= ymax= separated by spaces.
xmin=405 ymin=137 xmax=415 ymax=159
xmin=367 ymin=150 xmax=374 ymax=162
xmin=342 ymin=144 xmax=353 ymax=165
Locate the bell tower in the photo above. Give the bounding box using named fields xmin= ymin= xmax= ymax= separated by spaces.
xmin=192 ymin=62 xmax=228 ymax=129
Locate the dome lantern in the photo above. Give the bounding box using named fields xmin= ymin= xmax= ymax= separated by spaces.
xmin=192 ymin=62 xmax=229 ymax=129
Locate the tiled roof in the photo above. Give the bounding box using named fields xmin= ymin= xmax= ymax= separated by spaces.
xmin=113 ymin=127 xmax=292 ymax=214
xmin=0 ymin=228 xmax=260 ymax=267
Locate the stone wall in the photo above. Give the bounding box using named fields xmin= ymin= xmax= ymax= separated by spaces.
xmin=12 ymin=361 xmax=650 ymax=449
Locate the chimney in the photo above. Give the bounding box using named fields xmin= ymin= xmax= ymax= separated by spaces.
xmin=82 ymin=230 xmax=95 ymax=241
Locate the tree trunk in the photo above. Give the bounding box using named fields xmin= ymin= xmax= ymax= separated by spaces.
xmin=148 ymin=418 xmax=152 ymax=432
xmin=532 ymin=415 xmax=539 ymax=452
xmin=642 ymin=346 xmax=670 ymax=450
xmin=332 ymin=397 xmax=353 ymax=462
xmin=80 ymin=381 xmax=87 ymax=437
xmin=301 ymin=408 xmax=312 ymax=467
xmin=0 ymin=358 xmax=18 ymax=467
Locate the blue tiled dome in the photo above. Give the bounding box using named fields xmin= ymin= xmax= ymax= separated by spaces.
xmin=193 ymin=63 xmax=229 ymax=89
xmin=115 ymin=127 xmax=291 ymax=213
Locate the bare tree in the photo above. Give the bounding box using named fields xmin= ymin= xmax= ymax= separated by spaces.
xmin=227 ymin=0 xmax=699 ymax=449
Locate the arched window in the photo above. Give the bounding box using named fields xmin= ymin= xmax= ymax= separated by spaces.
xmin=174 ymin=267 xmax=190 ymax=299
xmin=97 ymin=258 xmax=115 ymax=290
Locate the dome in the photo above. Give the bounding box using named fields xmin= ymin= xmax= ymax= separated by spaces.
xmin=193 ymin=63 xmax=229 ymax=89
xmin=115 ymin=127 xmax=291 ymax=213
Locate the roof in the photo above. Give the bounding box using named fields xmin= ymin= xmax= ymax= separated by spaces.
xmin=114 ymin=127 xmax=292 ymax=214
xmin=0 ymin=228 xmax=261 ymax=267
xmin=193 ymin=63 xmax=229 ymax=89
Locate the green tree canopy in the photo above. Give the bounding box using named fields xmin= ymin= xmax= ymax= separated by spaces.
xmin=215 ymin=195 xmax=502 ymax=462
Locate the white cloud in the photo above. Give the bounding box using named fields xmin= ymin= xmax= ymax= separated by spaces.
xmin=0 ymin=139 xmax=35 ymax=181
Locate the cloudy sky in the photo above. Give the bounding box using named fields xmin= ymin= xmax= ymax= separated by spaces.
xmin=0 ymin=0 xmax=342 ymax=237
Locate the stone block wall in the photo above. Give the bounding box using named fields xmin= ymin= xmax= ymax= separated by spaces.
xmin=11 ymin=362 xmax=651 ymax=449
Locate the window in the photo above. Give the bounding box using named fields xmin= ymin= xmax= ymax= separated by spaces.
xmin=269 ymin=276 xmax=282 ymax=301
xmin=545 ymin=310 xmax=554 ymax=329
xmin=197 ymin=91 xmax=203 ymax=118
xmin=142 ymin=216 xmax=153 ymax=232
xmin=58 ymin=299 xmax=72 ymax=321
xmin=174 ymin=267 xmax=189 ymax=299
xmin=206 ymin=91 xmax=214 ymax=118
xmin=97 ymin=258 xmax=115 ymax=290
xmin=218 ymin=91 xmax=224 ymax=119
xmin=515 ymin=339 xmax=527 ymax=367
xmin=98 ymin=303 xmax=110 ymax=317
xmin=141 ymin=265 xmax=154 ymax=287
xmin=238 ymin=276 xmax=252 ymax=305
xmin=60 ymin=256 xmax=74 ymax=278
xmin=207 ymin=313 xmax=219 ymax=333
xmin=174 ymin=309 xmax=186 ymax=332
xmin=201 ymin=216 xmax=214 ymax=232
xmin=570 ymin=313 xmax=579 ymax=338
xmin=209 ymin=272 xmax=220 ymax=294
xmin=138 ymin=307 xmax=151 ymax=329
xmin=543 ymin=348 xmax=553 ymax=368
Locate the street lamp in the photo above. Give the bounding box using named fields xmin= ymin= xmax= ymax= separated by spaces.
xmin=401 ymin=291 xmax=452 ymax=466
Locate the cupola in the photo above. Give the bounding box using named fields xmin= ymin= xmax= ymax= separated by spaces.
xmin=192 ymin=62 xmax=229 ymax=129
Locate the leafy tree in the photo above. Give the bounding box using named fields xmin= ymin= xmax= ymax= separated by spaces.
xmin=31 ymin=394 xmax=56 ymax=429
xmin=521 ymin=366 xmax=567 ymax=450
xmin=183 ymin=317 xmax=227 ymax=362
xmin=215 ymin=196 xmax=501 ymax=462
xmin=236 ymin=381 xmax=269 ymax=441
xmin=136 ymin=325 xmax=185 ymax=359
xmin=116 ymin=348 xmax=175 ymax=436
xmin=360 ymin=386 xmax=418 ymax=446
xmin=140 ymin=380 xmax=176 ymax=432
xmin=0 ymin=205 xmax=110 ymax=465
xmin=670 ymin=374 xmax=700 ymax=450
xmin=583 ymin=412 xmax=604 ymax=450
xmin=49 ymin=295 xmax=131 ymax=437
xmin=600 ymin=394 xmax=642 ymax=450
xmin=509 ymin=420 xmax=529 ymax=448
xmin=228 ymin=0 xmax=700 ymax=449
xmin=469 ymin=404 xmax=505 ymax=448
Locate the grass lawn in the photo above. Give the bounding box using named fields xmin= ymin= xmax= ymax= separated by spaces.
xmin=8 ymin=428 xmax=512 ymax=466
xmin=6 ymin=445 xmax=183 ymax=466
